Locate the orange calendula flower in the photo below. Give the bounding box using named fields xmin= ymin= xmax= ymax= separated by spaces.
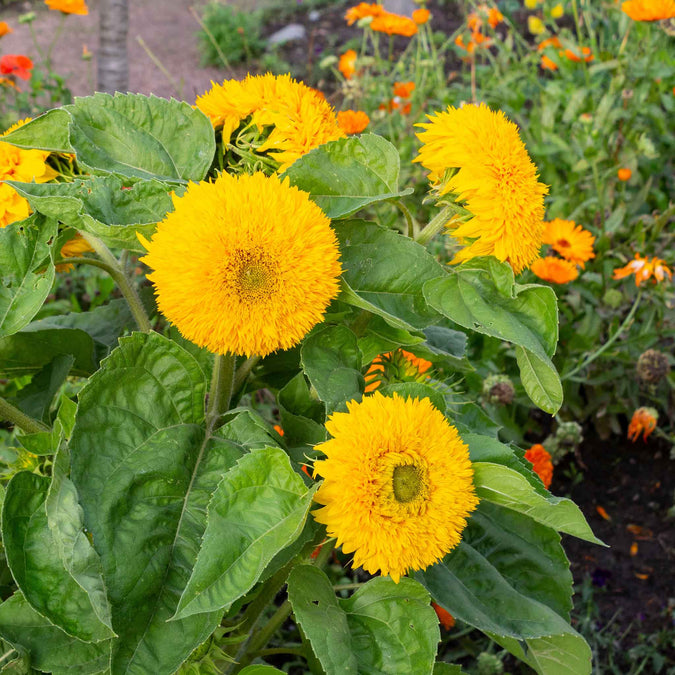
xmin=542 ymin=218 xmax=595 ymax=267
xmin=613 ymin=253 xmax=672 ymax=286
xmin=627 ymin=407 xmax=658 ymax=442
xmin=467 ymin=11 xmax=482 ymax=32
xmin=488 ymin=7 xmax=504 ymax=27
xmin=273 ymin=424 xmax=284 ymax=437
xmin=365 ymin=349 xmax=432 ymax=393
xmin=564 ymin=46 xmax=593 ymax=62
xmin=45 ymin=0 xmax=89 ymax=14
xmin=345 ymin=2 xmax=386 ymax=24
xmin=531 ymin=256 xmax=579 ymax=284
xmin=617 ymin=167 xmax=632 ymax=181
xmin=0 ymin=77 xmax=19 ymax=90
xmin=0 ymin=22 xmax=12 ymax=37
xmin=538 ymin=36 xmax=562 ymax=50
xmin=337 ymin=110 xmax=370 ymax=135
xmin=393 ymin=81 xmax=415 ymax=98
xmin=412 ymin=8 xmax=431 ymax=24
xmin=370 ymin=12 xmax=418 ymax=36
xmin=540 ymin=54 xmax=558 ymax=70
xmin=432 ymin=603 xmax=455 ymax=630
xmin=524 ymin=444 xmax=553 ymax=489
xmin=338 ymin=49 xmax=357 ymax=79
xmin=621 ymin=0 xmax=675 ymax=21
xmin=0 ymin=55 xmax=33 ymax=81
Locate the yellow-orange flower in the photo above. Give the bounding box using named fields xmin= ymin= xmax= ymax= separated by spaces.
xmin=45 ymin=0 xmax=88 ymax=15
xmin=627 ymin=407 xmax=658 ymax=442
xmin=412 ymin=8 xmax=431 ymax=24
xmin=488 ymin=6 xmax=504 ymax=27
xmin=621 ymin=0 xmax=675 ymax=21
xmin=538 ymin=36 xmax=562 ymax=50
xmin=613 ymin=253 xmax=672 ymax=286
xmin=564 ymin=46 xmax=593 ymax=62
xmin=364 ymin=349 xmax=433 ymax=393
xmin=370 ymin=12 xmax=418 ymax=36
xmin=542 ymin=218 xmax=595 ymax=267
xmin=337 ymin=110 xmax=370 ymax=135
xmin=345 ymin=2 xmax=386 ymax=25
xmin=0 ymin=22 xmax=12 ymax=37
xmin=312 ymin=392 xmax=478 ymax=583
xmin=618 ymin=167 xmax=632 ymax=181
xmin=393 ymin=81 xmax=415 ymax=98
xmin=195 ymin=74 xmax=344 ymax=173
xmin=524 ymin=444 xmax=553 ymax=489
xmin=540 ymin=54 xmax=558 ymax=70
xmin=338 ymin=49 xmax=357 ymax=79
xmin=56 ymin=233 xmax=95 ymax=272
xmin=415 ymin=103 xmax=548 ymax=274
xmin=531 ymin=256 xmax=579 ymax=283
xmin=467 ymin=11 xmax=482 ymax=32
xmin=139 ymin=172 xmax=342 ymax=357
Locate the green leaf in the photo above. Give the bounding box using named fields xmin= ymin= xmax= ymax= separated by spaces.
xmin=340 ymin=577 xmax=439 ymax=675
xmin=378 ymin=382 xmax=446 ymax=413
xmin=516 ymin=346 xmax=563 ymax=415
xmin=334 ymin=220 xmax=444 ymax=330
xmin=2 ymin=472 xmax=115 ymax=642
xmin=173 ymin=446 xmax=316 ymax=620
xmin=0 ymin=593 xmax=112 ymax=675
xmin=66 ymin=92 xmax=216 ymax=182
xmin=287 ymin=565 xmax=358 ymax=675
xmin=433 ymin=664 xmax=466 ymax=674
xmin=16 ymin=393 xmax=77 ymax=456
xmin=301 ymin=325 xmax=363 ymax=413
xmin=9 ymin=175 xmax=174 ymax=252
xmin=357 ymin=316 xmax=425 ymax=364
xmin=472 ymin=462 xmax=602 ymax=544
xmin=282 ymin=134 xmax=413 ymax=218
xmin=70 ymin=332 xmax=243 ymax=674
xmin=0 ymin=109 xmax=73 ymax=152
xmin=238 ymin=667 xmax=286 ymax=675
xmin=278 ymin=373 xmax=327 ymax=447
xmin=0 ymin=214 xmax=57 ymax=338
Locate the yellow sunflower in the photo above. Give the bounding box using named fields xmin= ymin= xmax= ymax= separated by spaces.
xmin=312 ymin=392 xmax=478 ymax=582
xmin=542 ymin=218 xmax=595 ymax=267
xmin=140 ymin=172 xmax=342 ymax=357
xmin=415 ymin=103 xmax=548 ymax=274
xmin=195 ymin=73 xmax=344 ymax=173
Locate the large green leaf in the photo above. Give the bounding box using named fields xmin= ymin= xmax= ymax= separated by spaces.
xmin=277 ymin=373 xmax=327 ymax=448
xmin=66 ymin=93 xmax=215 ymax=182
xmin=357 ymin=315 xmax=424 ymax=364
xmin=301 ymin=325 xmax=363 ymax=413
xmin=70 ymin=332 xmax=243 ymax=674
xmin=287 ymin=565 xmax=358 ymax=675
xmin=0 ymin=593 xmax=112 ymax=675
xmin=282 ymin=134 xmax=413 ymax=219
xmin=2 ymin=472 xmax=114 ymax=643
xmin=0 ymin=214 xmax=56 ymax=338
xmin=334 ymin=220 xmax=444 ymax=330
xmin=9 ymin=175 xmax=174 ymax=251
xmin=516 ymin=346 xmax=563 ymax=415
xmin=340 ymin=577 xmax=439 ymax=675
xmin=1 ymin=109 xmax=73 ymax=152
xmin=173 ymin=447 xmax=316 ymax=620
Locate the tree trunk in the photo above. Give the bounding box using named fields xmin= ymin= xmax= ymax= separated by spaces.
xmin=97 ymin=0 xmax=129 ymax=94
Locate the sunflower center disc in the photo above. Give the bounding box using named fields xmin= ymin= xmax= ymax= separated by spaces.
xmin=234 ymin=250 xmax=276 ymax=300
xmin=392 ymin=464 xmax=423 ymax=503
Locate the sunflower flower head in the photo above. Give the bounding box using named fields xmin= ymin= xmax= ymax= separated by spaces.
xmin=621 ymin=0 xmax=675 ymax=21
xmin=195 ymin=73 xmax=344 ymax=173
xmin=364 ymin=349 xmax=433 ymax=393
xmin=415 ymin=103 xmax=548 ymax=274
xmin=613 ymin=253 xmax=672 ymax=286
xmin=140 ymin=172 xmax=341 ymax=358
xmin=312 ymin=392 xmax=478 ymax=582
xmin=531 ymin=256 xmax=579 ymax=284
xmin=524 ymin=444 xmax=553 ymax=489
xmin=627 ymin=407 xmax=658 ymax=442
xmin=542 ymin=218 xmax=595 ymax=267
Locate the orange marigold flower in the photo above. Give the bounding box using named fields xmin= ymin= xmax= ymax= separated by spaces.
xmin=542 ymin=218 xmax=595 ymax=267
xmin=564 ymin=46 xmax=593 ymax=62
xmin=345 ymin=2 xmax=386 ymax=24
xmin=613 ymin=253 xmax=672 ymax=286
xmin=537 ymin=36 xmax=562 ymax=50
xmin=45 ymin=0 xmax=89 ymax=14
xmin=337 ymin=109 xmax=370 ymax=134
xmin=617 ymin=167 xmax=632 ymax=181
xmin=540 ymin=54 xmax=558 ymax=70
xmin=488 ymin=7 xmax=504 ymax=27
xmin=0 ymin=55 xmax=33 ymax=81
xmin=524 ymin=444 xmax=553 ymax=489
xmin=627 ymin=407 xmax=658 ymax=442
xmin=432 ymin=602 xmax=455 ymax=630
xmin=393 ymin=81 xmax=415 ymax=98
xmin=467 ymin=12 xmax=482 ymax=32
xmin=531 ymin=256 xmax=579 ymax=284
xmin=0 ymin=22 xmax=12 ymax=37
xmin=621 ymin=0 xmax=675 ymax=21
xmin=338 ymin=49 xmax=357 ymax=79
xmin=412 ymin=8 xmax=431 ymax=24
xmin=370 ymin=12 xmax=418 ymax=36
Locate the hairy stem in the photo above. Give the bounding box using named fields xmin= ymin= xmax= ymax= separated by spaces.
xmin=0 ymin=398 xmax=50 ymax=434
xmin=205 ymin=353 xmax=236 ymax=433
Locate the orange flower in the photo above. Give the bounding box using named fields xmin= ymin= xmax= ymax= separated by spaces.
xmin=542 ymin=218 xmax=595 ymax=267
xmin=364 ymin=349 xmax=432 ymax=393
xmin=45 ymin=0 xmax=89 ymax=14
xmin=337 ymin=110 xmax=370 ymax=134
xmin=0 ymin=22 xmax=12 ymax=37
xmin=537 ymin=36 xmax=562 ymax=50
xmin=621 ymin=0 xmax=675 ymax=21
xmin=338 ymin=49 xmax=357 ymax=79
xmin=488 ymin=7 xmax=504 ymax=27
xmin=531 ymin=256 xmax=579 ymax=283
xmin=467 ymin=11 xmax=482 ymax=32
xmin=540 ymin=54 xmax=558 ymax=70
xmin=613 ymin=253 xmax=672 ymax=286
xmin=524 ymin=444 xmax=553 ymax=489
xmin=273 ymin=424 xmax=284 ymax=437
xmin=0 ymin=77 xmax=18 ymax=90
xmin=412 ymin=8 xmax=430 ymax=24
xmin=617 ymin=167 xmax=632 ymax=181
xmin=627 ymin=407 xmax=658 ymax=442
xmin=345 ymin=2 xmax=386 ymax=24
xmin=370 ymin=12 xmax=418 ymax=36
xmin=393 ymin=81 xmax=415 ymax=98
xmin=0 ymin=55 xmax=33 ymax=81
xmin=564 ymin=46 xmax=593 ymax=62
xmin=432 ymin=602 xmax=455 ymax=630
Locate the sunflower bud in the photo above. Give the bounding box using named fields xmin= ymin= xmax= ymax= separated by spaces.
xmin=477 ymin=652 xmax=504 ymax=675
xmin=602 ymin=288 xmax=623 ymax=308
xmin=636 ymin=349 xmax=670 ymax=384
xmin=482 ymin=374 xmax=515 ymax=405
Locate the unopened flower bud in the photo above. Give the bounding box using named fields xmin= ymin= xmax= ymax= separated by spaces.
xmin=602 ymin=288 xmax=623 ymax=308
xmin=555 ymin=420 xmax=583 ymax=448
xmin=477 ymin=652 xmax=504 ymax=675
xmin=482 ymin=374 xmax=515 ymax=405
xmin=636 ymin=349 xmax=670 ymax=384
xmin=18 ymin=11 xmax=36 ymax=23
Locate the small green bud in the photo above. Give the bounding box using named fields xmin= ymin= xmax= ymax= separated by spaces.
xmin=18 ymin=11 xmax=36 ymax=23
xmin=477 ymin=651 xmax=504 ymax=675
xmin=602 ymin=288 xmax=623 ymax=308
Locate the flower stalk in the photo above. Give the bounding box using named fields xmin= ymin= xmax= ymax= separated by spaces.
xmin=0 ymin=397 xmax=50 ymax=434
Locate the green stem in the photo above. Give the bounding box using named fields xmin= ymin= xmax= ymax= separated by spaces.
xmin=0 ymin=397 xmax=50 ymax=434
xmin=46 ymin=14 xmax=67 ymax=65
xmin=205 ymin=353 xmax=236 ymax=433
xmin=232 ymin=356 xmax=261 ymax=395
xmin=257 ymin=647 xmax=304 ymax=657
xmin=54 ymin=257 xmax=118 ymax=274
xmin=395 ymin=200 xmax=417 ymax=239
xmin=416 ymin=204 xmax=461 ymax=246
xmin=563 ymin=291 xmax=642 ymax=381
xmin=80 ymin=233 xmax=152 ymax=333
